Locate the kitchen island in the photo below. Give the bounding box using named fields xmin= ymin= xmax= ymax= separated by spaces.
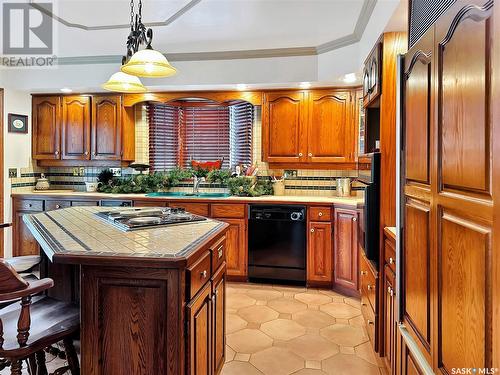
xmin=23 ymin=206 xmax=229 ymax=375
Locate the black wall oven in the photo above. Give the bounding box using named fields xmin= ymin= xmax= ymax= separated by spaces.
xmin=357 ymin=152 xmax=381 ymax=264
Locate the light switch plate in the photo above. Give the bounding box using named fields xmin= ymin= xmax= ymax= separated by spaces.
xmin=284 ymin=170 xmax=297 ymax=178
xmin=110 ymin=167 xmax=122 ymax=177
xmin=79 ymin=167 xmax=85 ymax=177
xmin=8 ymin=168 xmax=17 ymax=178
xmin=72 ymin=168 xmax=79 ymax=176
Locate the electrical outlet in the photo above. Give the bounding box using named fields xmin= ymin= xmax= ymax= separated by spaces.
xmin=110 ymin=167 xmax=122 ymax=177
xmin=284 ymin=170 xmax=297 ymax=178
xmin=8 ymin=168 xmax=17 ymax=178
xmin=79 ymin=167 xmax=85 ymax=177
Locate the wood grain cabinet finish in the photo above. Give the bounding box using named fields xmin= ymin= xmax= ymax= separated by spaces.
xmin=384 ymin=264 xmax=395 ymax=374
xmin=211 ymin=265 xmax=226 ymax=375
xmin=32 ymin=96 xmax=61 ymax=160
xmin=399 ymin=1 xmax=498 ymax=373
xmin=222 ymin=218 xmax=247 ymax=279
xmin=262 ymin=91 xmax=307 ymax=163
xmin=91 ymin=95 xmax=122 ymax=160
xmin=333 ymin=208 xmax=358 ymax=291
xmin=61 ymin=96 xmax=91 ymax=160
xmin=12 ymin=199 xmax=44 ymax=257
xmin=308 ymin=91 xmax=355 ymax=163
xmin=363 ymin=40 xmax=382 ymax=107
xmin=307 ymin=221 xmax=333 ymax=284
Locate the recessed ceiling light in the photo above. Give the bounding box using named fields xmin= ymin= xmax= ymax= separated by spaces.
xmin=236 ymin=84 xmax=248 ymax=91
xmin=343 ymin=73 xmax=357 ymax=83
xmin=60 ymin=88 xmax=73 ymax=93
xmin=299 ymin=82 xmax=312 ymax=89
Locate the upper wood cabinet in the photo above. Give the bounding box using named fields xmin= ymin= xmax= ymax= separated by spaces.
xmin=32 ymin=96 xmax=61 ymax=160
xmin=262 ymin=89 xmax=357 ymax=166
xmin=92 ymin=95 xmax=122 ymax=161
xmin=262 ymin=91 xmax=307 ymax=163
xmin=32 ymin=94 xmax=133 ymax=165
xmin=61 ymin=95 xmax=91 ymax=160
xmin=308 ymin=91 xmax=355 ymax=163
xmin=363 ymin=40 xmax=382 ymax=107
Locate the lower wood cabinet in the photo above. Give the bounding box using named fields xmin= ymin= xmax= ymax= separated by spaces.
xmin=359 ymin=247 xmax=378 ymax=351
xmin=333 ymin=208 xmax=359 ymax=292
xmin=211 ymin=265 xmax=226 ymax=375
xmin=307 ymin=221 xmax=333 ymax=284
xmin=13 ymin=199 xmax=44 ymax=256
xmin=221 ymin=218 xmax=247 ymax=279
xmin=384 ymin=265 xmax=395 ymax=373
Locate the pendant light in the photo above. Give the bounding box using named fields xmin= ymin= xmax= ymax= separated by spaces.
xmin=102 ymin=71 xmax=147 ymax=93
xmin=121 ymin=0 xmax=177 ymax=78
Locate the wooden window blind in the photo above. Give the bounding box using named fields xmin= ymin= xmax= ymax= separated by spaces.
xmin=147 ymin=104 xmax=180 ymax=172
xmin=147 ymin=102 xmax=254 ymax=171
xmin=230 ymin=102 xmax=253 ymax=167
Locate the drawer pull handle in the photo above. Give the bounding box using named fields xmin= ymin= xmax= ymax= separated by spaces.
xmin=387 ymin=286 xmax=394 ymax=296
xmin=201 ymin=270 xmax=207 ymax=279
xmin=367 ymin=320 xmax=374 ymax=325
xmin=218 ymin=247 xmax=223 ymax=259
xmin=55 ymin=205 xmax=60 ymax=209
xmin=84 ymin=151 xmax=89 ymax=156
xmin=360 ymin=271 xmax=367 ymax=276
xmin=361 ymin=302 xmax=367 ymax=306
xmin=367 ymin=284 xmax=375 ymax=291
xmin=389 ymin=257 xmax=394 ymax=264
xmin=318 ymin=212 xmax=323 ymax=217
xmin=55 ymin=151 xmax=59 ymax=156
xmin=299 ymin=152 xmax=303 ymax=157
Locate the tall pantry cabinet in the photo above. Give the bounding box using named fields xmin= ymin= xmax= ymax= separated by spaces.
xmin=399 ymin=0 xmax=499 ymax=373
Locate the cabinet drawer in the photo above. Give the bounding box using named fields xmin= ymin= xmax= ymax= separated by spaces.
xmin=71 ymin=200 xmax=99 ymax=207
xmin=308 ymin=206 xmax=331 ymax=221
xmin=45 ymin=200 xmax=71 ymax=211
xmin=169 ymin=203 xmax=209 ymax=217
xmin=187 ymin=251 xmax=212 ymax=299
xmin=14 ymin=199 xmax=44 ymax=212
xmin=361 ymin=295 xmax=376 ymax=343
xmin=210 ymin=236 xmax=226 ymax=273
xmin=384 ymin=238 xmax=396 ymax=273
xmin=360 ymin=253 xmax=377 ymax=311
xmin=211 ymin=204 xmax=245 ymax=219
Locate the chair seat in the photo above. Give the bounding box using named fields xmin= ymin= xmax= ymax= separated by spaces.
xmin=0 ymin=296 xmax=79 ymax=358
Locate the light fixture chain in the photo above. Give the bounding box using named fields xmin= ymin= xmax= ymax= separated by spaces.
xmin=138 ymin=0 xmax=143 ymax=22
xmin=130 ymin=0 xmax=135 ymax=29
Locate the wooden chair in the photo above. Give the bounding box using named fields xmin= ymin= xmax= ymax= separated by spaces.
xmin=0 ymin=259 xmax=80 ymax=375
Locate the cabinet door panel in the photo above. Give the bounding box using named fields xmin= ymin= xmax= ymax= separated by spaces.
xmin=384 ymin=265 xmax=395 ymax=372
xmin=62 ymin=96 xmax=91 ymax=160
xmin=333 ymin=209 xmax=358 ymax=290
xmin=187 ymin=283 xmax=211 ymax=375
xmin=308 ymin=91 xmax=353 ymax=163
xmin=13 ymin=211 xmax=41 ymax=256
xmin=307 ymin=221 xmax=332 ymax=283
xmin=262 ymin=92 xmax=306 ymax=163
xmin=32 ymin=96 xmax=61 ymax=160
xmin=212 ymin=266 xmax=226 ymax=375
xmin=92 ymin=95 xmax=122 ymax=160
xmin=221 ymin=218 xmax=247 ymax=278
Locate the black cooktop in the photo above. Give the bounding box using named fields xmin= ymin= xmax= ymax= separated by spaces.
xmin=95 ymin=207 xmax=207 ymax=231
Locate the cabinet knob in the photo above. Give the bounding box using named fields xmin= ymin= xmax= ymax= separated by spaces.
xmin=310 ymin=228 xmax=315 ymax=233
xmin=200 ymin=270 xmax=207 ymax=279
xmin=28 ymin=204 xmax=32 ymax=208
xmin=84 ymin=151 xmax=89 ymax=156
xmin=352 ymin=217 xmax=357 ymax=222
xmin=367 ymin=320 xmax=374 ymax=325
xmin=218 ymin=247 xmax=223 ymax=259
xmin=387 ymin=286 xmax=394 ymax=296
xmin=55 ymin=205 xmax=60 ymax=209
xmin=308 ymin=152 xmax=313 ymax=157
xmin=298 ymin=152 xmax=303 ymax=157
xmin=360 ymin=270 xmax=367 ymax=276
xmin=367 ymin=284 xmax=375 ymax=291
xmin=318 ymin=212 xmax=323 ymax=217
xmin=389 ymin=257 xmax=394 ymax=264
xmin=55 ymin=151 xmax=59 ymax=156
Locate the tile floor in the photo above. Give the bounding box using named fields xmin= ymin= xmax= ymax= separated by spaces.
xmin=12 ymin=282 xmax=385 ymax=375
xmin=222 ymin=282 xmax=386 ymax=375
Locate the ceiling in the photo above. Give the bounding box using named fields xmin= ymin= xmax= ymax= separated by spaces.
xmin=32 ymin=0 xmax=376 ymax=60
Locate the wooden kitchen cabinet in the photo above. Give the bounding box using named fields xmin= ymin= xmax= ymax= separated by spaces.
xmin=384 ymin=265 xmax=395 ymax=374
xmin=61 ymin=95 xmax=91 ymax=160
xmin=262 ymin=89 xmax=358 ymax=167
xmin=32 ymin=96 xmax=61 ymax=160
xmin=91 ymin=95 xmax=122 ymax=161
xmin=307 ymin=221 xmax=333 ymax=284
xmin=223 ymin=218 xmax=247 ymax=279
xmin=262 ymin=91 xmax=307 ymax=163
xmin=211 ymin=265 xmax=226 ymax=375
xmin=308 ymin=91 xmax=355 ymax=163
xmin=333 ymin=208 xmax=358 ymax=292
xmin=12 ymin=199 xmax=44 ymax=256
xmin=187 ymin=283 xmax=212 ymax=375
xmin=363 ymin=39 xmax=382 ymax=107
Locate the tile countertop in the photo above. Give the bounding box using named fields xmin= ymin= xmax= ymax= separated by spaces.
xmin=12 ymin=191 xmax=365 ymax=207
xmin=23 ymin=206 xmax=228 ymax=262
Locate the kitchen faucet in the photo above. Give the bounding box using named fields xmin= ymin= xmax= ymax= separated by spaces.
xmin=193 ymin=175 xmax=205 ymax=195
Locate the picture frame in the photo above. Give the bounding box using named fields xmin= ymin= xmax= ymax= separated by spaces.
xmin=8 ymin=113 xmax=28 ymax=133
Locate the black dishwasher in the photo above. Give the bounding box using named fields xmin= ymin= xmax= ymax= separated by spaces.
xmin=248 ymin=205 xmax=306 ymax=284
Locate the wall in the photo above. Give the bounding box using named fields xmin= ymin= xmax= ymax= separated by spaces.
xmin=2 ymin=88 xmax=33 ymax=257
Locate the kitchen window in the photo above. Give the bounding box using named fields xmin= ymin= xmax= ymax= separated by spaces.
xmin=147 ymin=101 xmax=253 ymax=172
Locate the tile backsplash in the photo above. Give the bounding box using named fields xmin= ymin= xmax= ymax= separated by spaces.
xmin=11 ymin=106 xmax=361 ymax=197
